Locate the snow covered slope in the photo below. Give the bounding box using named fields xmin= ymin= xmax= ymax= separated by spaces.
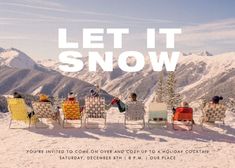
xmin=38 ymin=51 xmax=235 ymax=102
xmin=0 ymin=47 xmax=112 ymax=100
xmin=0 ymin=48 xmax=36 ymax=69
xmin=1 ymin=47 xmax=233 ymax=103
xmin=0 ymin=107 xmax=235 ymax=168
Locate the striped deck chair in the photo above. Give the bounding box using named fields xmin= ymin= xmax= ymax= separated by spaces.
xmin=172 ymin=107 xmax=193 ymax=131
xmin=32 ymin=102 xmax=59 ymax=128
xmin=7 ymin=98 xmax=31 ymax=128
xmin=201 ymin=103 xmax=226 ymax=127
xmin=62 ymin=100 xmax=82 ymax=128
xmin=84 ymin=97 xmax=106 ymax=128
xmin=148 ymin=102 xmax=167 ymax=128
xmin=124 ymin=101 xmax=145 ymax=129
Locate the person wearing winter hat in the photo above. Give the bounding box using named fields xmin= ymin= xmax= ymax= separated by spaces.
xmin=39 ymin=93 xmax=51 ymax=102
xmin=172 ymin=101 xmax=195 ymax=124
xmin=112 ymin=93 xmax=138 ymax=113
xmin=13 ymin=91 xmax=23 ymax=98
xmin=172 ymin=101 xmax=189 ymax=114
xmin=67 ymin=91 xmax=76 ymax=101
xmin=87 ymin=89 xmax=117 ymax=111
xmin=212 ymin=96 xmax=223 ymax=104
xmin=90 ymin=89 xmax=99 ymax=97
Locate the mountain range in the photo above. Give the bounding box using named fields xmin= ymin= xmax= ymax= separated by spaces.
xmin=38 ymin=50 xmax=235 ymax=103
xmin=0 ymin=47 xmax=234 ymax=105
xmin=0 ymin=48 xmax=112 ymax=101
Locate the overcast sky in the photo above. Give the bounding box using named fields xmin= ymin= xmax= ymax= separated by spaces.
xmin=0 ymin=0 xmax=234 ymax=60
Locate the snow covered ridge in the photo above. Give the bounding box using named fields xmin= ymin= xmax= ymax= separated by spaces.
xmin=1 ymin=47 xmax=234 ymax=103
xmin=37 ymin=59 xmax=59 ymax=68
xmin=0 ymin=47 xmax=59 ymax=73
xmin=182 ymin=51 xmax=213 ymax=56
xmin=0 ymin=48 xmax=36 ymax=69
xmin=37 ymin=50 xmax=235 ymax=101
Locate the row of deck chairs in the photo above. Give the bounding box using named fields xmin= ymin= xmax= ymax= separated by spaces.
xmin=7 ymin=97 xmax=227 ymax=130
xmin=7 ymin=97 xmax=107 ymax=128
xmin=148 ymin=102 xmax=226 ymax=130
xmin=148 ymin=103 xmax=194 ymax=130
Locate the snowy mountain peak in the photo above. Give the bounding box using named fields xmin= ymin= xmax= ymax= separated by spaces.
xmin=197 ymin=51 xmax=213 ymax=56
xmin=0 ymin=47 xmax=5 ymax=52
xmin=181 ymin=51 xmax=213 ymax=56
xmin=37 ymin=59 xmax=59 ymax=69
xmin=0 ymin=47 xmax=36 ymax=69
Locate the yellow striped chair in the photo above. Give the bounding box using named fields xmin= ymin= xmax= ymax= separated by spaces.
xmin=7 ymin=98 xmax=36 ymax=128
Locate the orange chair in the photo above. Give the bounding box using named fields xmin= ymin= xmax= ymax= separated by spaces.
xmin=172 ymin=107 xmax=193 ymax=130
xmin=62 ymin=100 xmax=82 ymax=128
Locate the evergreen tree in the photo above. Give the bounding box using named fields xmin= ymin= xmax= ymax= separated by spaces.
xmin=155 ymin=72 xmax=164 ymax=102
xmin=228 ymin=98 xmax=235 ymax=114
xmin=165 ymin=72 xmax=181 ymax=108
xmin=174 ymin=93 xmax=183 ymax=107
xmin=95 ymin=80 xmax=101 ymax=94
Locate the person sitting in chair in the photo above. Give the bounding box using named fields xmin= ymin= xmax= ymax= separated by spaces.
xmin=202 ymin=96 xmax=226 ymax=123
xmin=13 ymin=91 xmax=23 ymax=98
xmin=211 ymin=96 xmax=223 ymax=105
xmin=172 ymin=102 xmax=189 ymax=115
xmin=67 ymin=91 xmax=76 ymax=101
xmin=13 ymin=91 xmax=34 ymax=118
xmin=90 ymin=89 xmax=99 ymax=97
xmin=112 ymin=93 xmax=138 ymax=113
xmin=172 ymin=101 xmax=195 ymax=124
xmin=39 ymin=93 xmax=51 ymax=103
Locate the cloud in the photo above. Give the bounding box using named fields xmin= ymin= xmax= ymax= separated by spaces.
xmin=0 ymin=36 xmax=30 ymax=40
xmin=21 ymin=0 xmax=63 ymax=8
xmin=0 ymin=20 xmax=12 ymax=25
xmin=0 ymin=16 xmax=117 ymax=24
xmin=0 ymin=2 xmax=68 ymax=13
xmin=176 ymin=19 xmax=235 ymax=46
xmin=0 ymin=2 xmax=195 ymax=25
xmin=1 ymin=1 xmax=234 ymax=54
xmin=123 ymin=18 xmax=235 ymax=53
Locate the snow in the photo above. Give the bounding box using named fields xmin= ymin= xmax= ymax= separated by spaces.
xmin=37 ymin=51 xmax=235 ymax=104
xmin=37 ymin=59 xmax=59 ymax=68
xmin=178 ymin=52 xmax=235 ymax=92
xmin=0 ymin=48 xmax=235 ymax=167
xmin=32 ymin=86 xmax=43 ymax=95
xmin=0 ymin=107 xmax=235 ymax=168
xmin=0 ymin=48 xmax=36 ymax=69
